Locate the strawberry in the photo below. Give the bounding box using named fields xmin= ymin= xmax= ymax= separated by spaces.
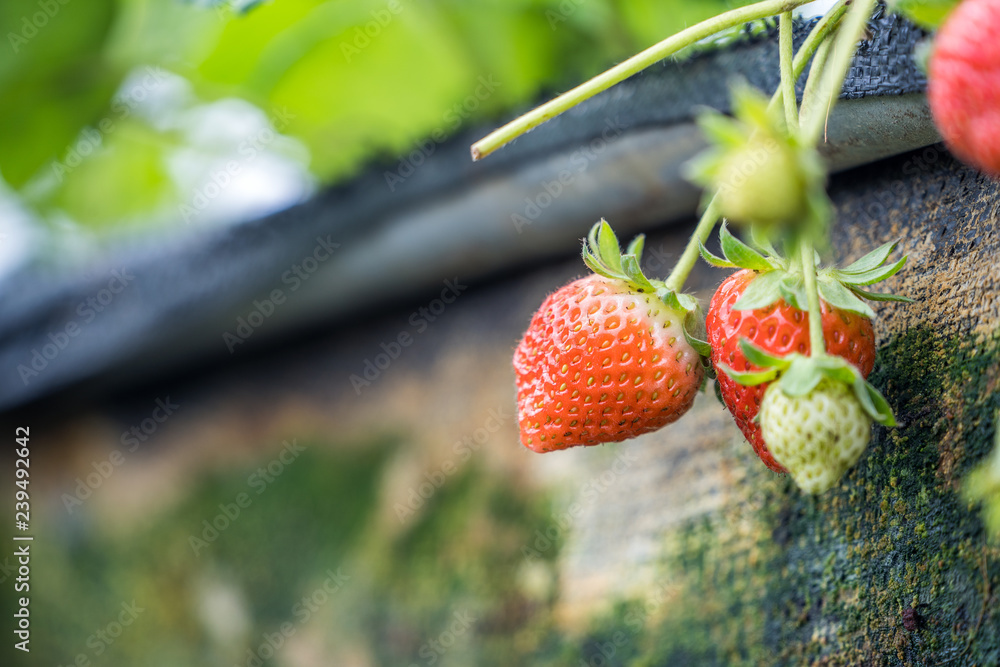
xmin=928 ymin=0 xmax=1000 ymax=177
xmin=759 ymin=379 xmax=872 ymax=493
xmin=708 ymin=268 xmax=876 ymax=471
xmin=515 ymin=221 xmax=705 ymax=453
xmin=700 ymin=225 xmax=910 ymax=472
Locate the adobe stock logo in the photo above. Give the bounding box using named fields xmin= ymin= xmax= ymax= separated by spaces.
xmin=17 ymin=268 xmax=134 ymax=385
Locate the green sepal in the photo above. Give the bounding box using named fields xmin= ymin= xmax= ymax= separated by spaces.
xmin=738 ymin=338 xmax=790 ymax=370
xmin=847 ymin=285 xmax=915 ymax=303
xmin=621 ymin=254 xmax=656 ymax=292
xmin=685 ymin=330 xmax=712 ymax=358
xmin=777 ymin=274 xmax=806 ymax=311
xmin=768 ymin=354 xmax=897 ymax=427
xmin=834 ymin=256 xmax=906 ymax=286
xmin=838 ymin=241 xmax=899 ymax=275
xmin=676 ymin=292 xmax=700 ymax=313
xmin=817 ymin=277 xmax=876 ymax=319
xmin=699 ymin=240 xmax=737 ymax=268
xmin=749 ymin=225 xmax=780 ymax=259
xmin=730 ymin=83 xmax=773 ymax=133
xmin=776 ymin=357 xmax=825 ymax=397
xmin=626 ymin=234 xmax=646 ymax=262
xmin=720 ymin=223 xmax=774 ymax=271
xmin=733 ymin=270 xmax=785 ymax=311
xmin=594 ymin=219 xmax=623 ymax=272
xmin=717 ymin=363 xmax=779 ymax=386
xmin=581 ymin=220 xmax=661 ymax=295
xmin=696 ymin=111 xmax=746 ymax=149
xmin=658 ymin=287 xmax=683 ymax=312
xmin=853 ymin=377 xmax=896 ymax=427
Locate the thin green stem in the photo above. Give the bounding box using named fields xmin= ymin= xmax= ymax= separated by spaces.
xmin=800 ymin=236 xmax=826 ymax=355
xmin=665 ymin=197 xmax=721 ymax=293
xmin=779 ymin=11 xmax=799 ymax=130
xmin=799 ymin=29 xmax=834 ymax=117
xmin=664 ymin=2 xmax=848 ymax=294
xmin=800 ymin=0 xmax=878 ymax=146
xmin=471 ymin=0 xmax=812 ymax=161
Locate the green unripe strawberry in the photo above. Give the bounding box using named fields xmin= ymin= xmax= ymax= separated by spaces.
xmin=759 ymin=379 xmax=871 ymax=494
xmin=714 ymin=135 xmax=809 ymax=230
xmin=687 ymin=85 xmax=825 ymax=232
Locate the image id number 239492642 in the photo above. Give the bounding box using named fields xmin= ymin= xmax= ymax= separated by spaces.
xmin=13 ymin=426 xmax=32 ymax=653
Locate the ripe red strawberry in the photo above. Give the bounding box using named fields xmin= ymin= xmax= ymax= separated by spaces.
xmin=928 ymin=0 xmax=1000 ymax=177
xmin=707 ymin=269 xmax=876 ymax=472
xmin=515 ymin=222 xmax=705 ymax=453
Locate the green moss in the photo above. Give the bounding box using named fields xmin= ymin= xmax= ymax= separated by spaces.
xmin=604 ymin=326 xmax=1000 ymax=666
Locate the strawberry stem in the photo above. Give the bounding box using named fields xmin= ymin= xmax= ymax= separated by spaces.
xmin=471 ymin=0 xmax=814 ymax=161
xmin=779 ymin=11 xmax=799 ymax=130
xmin=800 ymin=236 xmax=827 ymax=355
xmin=799 ymin=0 xmax=878 ymax=146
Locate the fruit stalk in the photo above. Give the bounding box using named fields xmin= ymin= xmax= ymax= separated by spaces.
xmin=779 ymin=11 xmax=799 ymax=129
xmin=471 ymin=0 xmax=813 ymax=161
xmin=799 ymin=0 xmax=878 ymax=146
xmin=799 ymin=236 xmax=827 ymax=355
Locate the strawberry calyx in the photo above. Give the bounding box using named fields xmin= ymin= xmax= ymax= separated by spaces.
xmin=699 ymin=222 xmax=913 ymax=319
xmin=686 ymin=85 xmax=828 ymax=232
xmin=719 ymin=339 xmax=896 ymax=427
xmin=583 ymin=219 xmax=714 ymax=381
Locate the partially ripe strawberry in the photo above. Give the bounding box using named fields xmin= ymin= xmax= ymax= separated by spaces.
xmin=929 ymin=0 xmax=1000 ymax=177
xmin=700 ymin=226 xmax=910 ymax=472
xmin=708 ymin=269 xmax=875 ymax=472
xmin=515 ymin=222 xmax=704 ymax=452
xmin=759 ymin=379 xmax=871 ymax=494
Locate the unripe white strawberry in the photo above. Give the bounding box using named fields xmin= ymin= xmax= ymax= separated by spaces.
xmin=759 ymin=379 xmax=871 ymax=494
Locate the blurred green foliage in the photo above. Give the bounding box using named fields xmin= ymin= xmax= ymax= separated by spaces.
xmin=0 ymin=0 xmax=752 ymax=232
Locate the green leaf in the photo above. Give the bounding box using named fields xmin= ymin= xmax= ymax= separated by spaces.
xmin=738 ymin=339 xmax=790 ymax=370
xmin=839 ymin=241 xmax=899 ymax=275
xmin=834 ymin=256 xmax=906 ymax=286
xmin=717 ymin=363 xmax=778 ymax=386
xmin=733 ymin=270 xmax=784 ymax=311
xmin=627 ymin=234 xmax=646 ymax=263
xmin=720 ymin=223 xmax=774 ymax=271
xmin=848 ymin=286 xmax=915 ymax=303
xmin=699 ymin=241 xmax=736 ymax=268
xmin=817 ymin=278 xmax=876 ymax=319
xmin=684 ymin=328 xmax=712 ymax=357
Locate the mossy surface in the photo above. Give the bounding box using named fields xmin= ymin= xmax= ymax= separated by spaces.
xmin=572 ymin=326 xmax=1000 ymax=666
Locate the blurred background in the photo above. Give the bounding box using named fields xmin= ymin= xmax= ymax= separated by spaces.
xmin=0 ymin=1 xmax=933 ymax=666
